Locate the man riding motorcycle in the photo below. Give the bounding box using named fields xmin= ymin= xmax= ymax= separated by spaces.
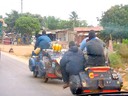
xmin=85 ymin=30 xmax=106 ymax=67
xmin=60 ymin=41 xmax=86 ymax=89
xmin=32 ymin=30 xmax=51 ymax=56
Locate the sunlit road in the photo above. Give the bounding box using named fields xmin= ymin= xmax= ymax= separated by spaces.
xmin=0 ymin=52 xmax=72 ymax=96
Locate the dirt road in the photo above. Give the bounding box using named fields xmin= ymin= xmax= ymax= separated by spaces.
xmin=0 ymin=44 xmax=34 ymax=59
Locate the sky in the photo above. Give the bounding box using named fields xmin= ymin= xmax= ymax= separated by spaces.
xmin=0 ymin=0 xmax=128 ymax=26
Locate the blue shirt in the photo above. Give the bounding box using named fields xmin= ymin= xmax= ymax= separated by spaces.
xmin=35 ymin=35 xmax=51 ymax=49
xmin=80 ymin=37 xmax=98 ymax=51
xmin=80 ymin=37 xmax=89 ymax=51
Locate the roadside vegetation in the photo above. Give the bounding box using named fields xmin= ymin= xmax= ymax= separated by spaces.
xmin=109 ymin=40 xmax=128 ymax=68
xmin=108 ymin=41 xmax=128 ymax=90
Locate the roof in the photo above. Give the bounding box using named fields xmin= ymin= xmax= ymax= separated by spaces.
xmin=74 ymin=26 xmax=103 ymax=32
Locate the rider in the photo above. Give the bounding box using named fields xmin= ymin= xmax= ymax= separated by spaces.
xmin=34 ymin=30 xmax=51 ymax=50
xmin=60 ymin=41 xmax=86 ymax=89
xmin=33 ymin=30 xmax=51 ymax=77
xmin=32 ymin=30 xmax=52 ymax=56
xmin=80 ymin=36 xmax=89 ymax=52
xmin=80 ymin=32 xmax=101 ymax=52
xmin=85 ymin=30 xmax=106 ymax=67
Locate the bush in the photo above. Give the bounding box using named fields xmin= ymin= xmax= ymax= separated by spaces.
xmin=113 ymin=43 xmax=120 ymax=51
xmin=118 ymin=44 xmax=128 ymax=58
xmin=122 ymin=39 xmax=128 ymax=44
xmin=109 ymin=53 xmax=122 ymax=68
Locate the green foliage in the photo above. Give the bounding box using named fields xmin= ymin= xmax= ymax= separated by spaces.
xmin=15 ymin=16 xmax=41 ymax=35
xmin=113 ymin=43 xmax=120 ymax=51
xmin=4 ymin=10 xmax=20 ymax=32
xmin=4 ymin=10 xmax=88 ymax=33
xmin=78 ymin=20 xmax=88 ymax=27
xmin=43 ymin=16 xmax=60 ymax=30
xmin=0 ymin=15 xmax=2 ymax=18
xmin=122 ymin=39 xmax=128 ymax=44
xmin=118 ymin=44 xmax=128 ymax=58
xmin=69 ymin=11 xmax=79 ymax=28
xmin=100 ymin=5 xmax=128 ymax=41
xmin=57 ymin=20 xmax=72 ymax=29
xmin=21 ymin=13 xmax=44 ymax=28
xmin=0 ymin=22 xmax=2 ymax=36
xmin=109 ymin=53 xmax=122 ymax=68
xmin=113 ymin=43 xmax=128 ymax=64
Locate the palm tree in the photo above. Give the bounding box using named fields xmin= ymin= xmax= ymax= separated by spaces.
xmin=69 ymin=11 xmax=78 ymax=28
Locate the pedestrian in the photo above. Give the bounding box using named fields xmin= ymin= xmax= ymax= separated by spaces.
xmin=60 ymin=41 xmax=86 ymax=89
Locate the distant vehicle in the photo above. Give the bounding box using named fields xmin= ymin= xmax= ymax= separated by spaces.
xmin=29 ymin=49 xmax=66 ymax=82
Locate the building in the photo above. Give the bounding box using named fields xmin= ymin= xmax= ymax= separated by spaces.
xmin=51 ymin=26 xmax=103 ymax=47
xmin=74 ymin=26 xmax=103 ymax=45
xmin=55 ymin=29 xmax=75 ymax=42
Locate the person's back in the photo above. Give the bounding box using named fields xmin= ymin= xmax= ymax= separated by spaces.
xmin=35 ymin=30 xmax=51 ymax=49
xmin=86 ymin=39 xmax=104 ymax=56
xmin=80 ymin=36 xmax=101 ymax=52
xmin=64 ymin=46 xmax=85 ymax=75
xmin=38 ymin=35 xmax=51 ymax=49
xmin=60 ymin=41 xmax=86 ymax=88
xmin=86 ymin=30 xmax=105 ymax=67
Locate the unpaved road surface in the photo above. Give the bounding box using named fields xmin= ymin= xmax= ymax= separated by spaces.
xmin=0 ymin=52 xmax=72 ymax=96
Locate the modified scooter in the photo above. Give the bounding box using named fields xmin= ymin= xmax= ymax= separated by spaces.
xmin=29 ymin=44 xmax=66 ymax=82
xmin=69 ymin=66 xmax=123 ymax=95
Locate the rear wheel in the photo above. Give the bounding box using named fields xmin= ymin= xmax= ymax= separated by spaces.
xmin=55 ymin=65 xmax=62 ymax=78
xmin=70 ymin=87 xmax=82 ymax=95
xmin=33 ymin=67 xmax=38 ymax=77
xmin=42 ymin=77 xmax=48 ymax=83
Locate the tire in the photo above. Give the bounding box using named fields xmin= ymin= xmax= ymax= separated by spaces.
xmin=55 ymin=65 xmax=62 ymax=78
xmin=70 ymin=87 xmax=76 ymax=95
xmin=69 ymin=75 xmax=82 ymax=95
xmin=42 ymin=77 xmax=48 ymax=83
xmin=70 ymin=87 xmax=82 ymax=95
xmin=33 ymin=66 xmax=38 ymax=78
xmin=29 ymin=58 xmax=35 ymax=71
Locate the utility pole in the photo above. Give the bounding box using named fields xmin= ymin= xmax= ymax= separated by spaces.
xmin=21 ymin=0 xmax=23 ymax=13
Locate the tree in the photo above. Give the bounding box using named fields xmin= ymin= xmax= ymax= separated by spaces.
xmin=21 ymin=13 xmax=44 ymax=29
xmin=69 ymin=11 xmax=79 ymax=28
xmin=78 ymin=20 xmax=88 ymax=27
xmin=43 ymin=16 xmax=60 ymax=30
xmin=4 ymin=10 xmax=20 ymax=32
xmin=57 ymin=20 xmax=72 ymax=29
xmin=15 ymin=16 xmax=41 ymax=35
xmin=100 ymin=5 xmax=128 ymax=42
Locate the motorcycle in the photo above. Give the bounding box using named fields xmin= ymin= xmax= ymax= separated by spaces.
xmin=29 ymin=49 xmax=66 ymax=82
xmin=69 ymin=66 xmax=123 ymax=95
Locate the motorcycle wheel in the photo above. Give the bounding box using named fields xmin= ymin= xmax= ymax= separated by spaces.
xmin=70 ymin=87 xmax=82 ymax=95
xmin=42 ymin=77 xmax=48 ymax=83
xmin=33 ymin=67 xmax=38 ymax=78
xmin=55 ymin=65 xmax=62 ymax=78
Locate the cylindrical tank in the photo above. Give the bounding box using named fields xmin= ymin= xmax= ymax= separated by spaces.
xmin=52 ymin=43 xmax=62 ymax=52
